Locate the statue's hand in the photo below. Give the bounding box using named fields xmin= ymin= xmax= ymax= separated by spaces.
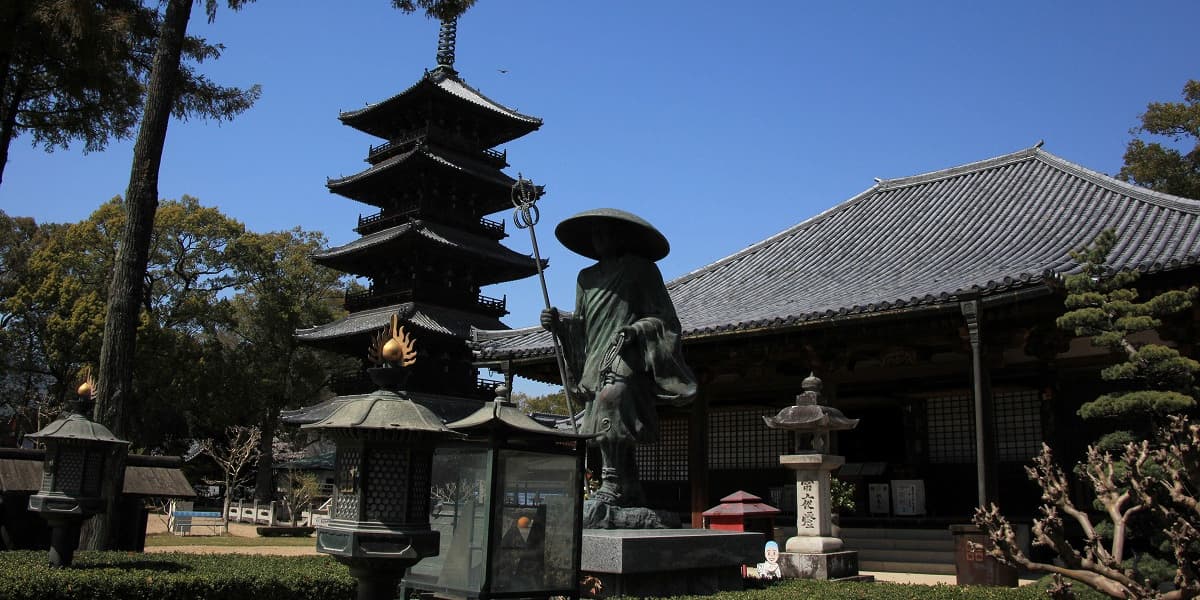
xmin=617 ymin=325 xmax=637 ymax=347
xmin=540 ymin=307 xmax=559 ymax=332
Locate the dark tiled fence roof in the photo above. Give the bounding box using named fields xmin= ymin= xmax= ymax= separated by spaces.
xmin=473 ymin=147 xmax=1200 ymax=360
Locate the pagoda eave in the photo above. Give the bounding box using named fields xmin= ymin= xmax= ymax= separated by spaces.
xmin=326 ymin=146 xmax=516 ymax=212
xmin=338 ymin=70 xmax=542 ymax=146
xmin=295 ymin=301 xmax=509 ymax=348
xmin=311 ymin=220 xmax=544 ymax=283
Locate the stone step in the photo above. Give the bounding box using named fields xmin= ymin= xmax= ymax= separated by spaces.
xmin=837 ymin=528 xmax=958 ymax=575
xmin=839 ymin=527 xmax=953 ymax=542
xmin=851 ymin=548 xmax=956 ymax=565
xmin=843 ymin=537 xmax=954 ymax=552
xmin=859 ymin=560 xmax=957 ymax=576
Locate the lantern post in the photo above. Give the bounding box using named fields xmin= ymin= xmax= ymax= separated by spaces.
xmin=304 ymin=317 xmax=463 ymax=600
xmin=27 ymin=371 xmax=129 ymax=567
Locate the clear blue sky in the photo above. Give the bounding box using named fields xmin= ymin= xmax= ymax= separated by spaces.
xmin=2 ymin=1 xmax=1197 ymax=394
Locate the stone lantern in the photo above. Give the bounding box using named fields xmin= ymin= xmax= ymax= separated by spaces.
xmin=401 ymin=382 xmax=589 ymax=600
xmin=27 ymin=373 xmax=129 ymax=567
xmin=763 ymin=373 xmax=861 ymax=580
xmin=303 ymin=318 xmax=463 ymax=600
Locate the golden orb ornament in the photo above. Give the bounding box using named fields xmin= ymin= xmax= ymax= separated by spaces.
xmin=382 ymin=337 xmax=405 ymax=362
xmin=77 ymin=380 xmax=93 ymax=398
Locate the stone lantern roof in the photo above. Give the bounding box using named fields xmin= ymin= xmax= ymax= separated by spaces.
xmin=762 ymin=374 xmax=858 ymax=433
xmin=28 ymin=412 xmax=127 ymax=446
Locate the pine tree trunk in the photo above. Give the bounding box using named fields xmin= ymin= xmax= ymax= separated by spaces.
xmin=87 ymin=0 xmax=193 ymax=551
xmin=0 ymin=2 xmax=26 ymax=190
xmin=255 ymin=405 xmax=280 ymax=501
xmin=0 ymin=69 xmax=27 ymax=190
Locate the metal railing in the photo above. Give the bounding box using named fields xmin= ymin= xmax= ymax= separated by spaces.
xmin=344 ymin=288 xmax=415 ymax=312
xmin=355 ymin=205 xmax=421 ymax=235
xmin=477 ymin=294 xmax=506 ymax=315
xmin=479 ymin=216 xmax=505 ymax=238
xmin=366 ymin=124 xmax=507 ymax=167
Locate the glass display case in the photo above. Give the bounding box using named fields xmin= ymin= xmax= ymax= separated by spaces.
xmin=404 ymin=398 xmax=586 ymax=600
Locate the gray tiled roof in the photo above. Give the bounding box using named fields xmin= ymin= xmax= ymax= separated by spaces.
xmin=296 ymin=301 xmax=507 ymax=343
xmin=312 ymin=219 xmax=543 ymax=283
xmin=339 ymin=68 xmax=541 ymax=144
xmin=473 ymin=147 xmax=1200 ymax=360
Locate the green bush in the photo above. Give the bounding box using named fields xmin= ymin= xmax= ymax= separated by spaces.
xmin=658 ymin=578 xmax=1053 ymax=600
xmin=0 ymin=551 xmax=355 ymax=600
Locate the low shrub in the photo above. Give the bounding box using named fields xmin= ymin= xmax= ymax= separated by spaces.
xmin=0 ymin=551 xmax=355 ymax=600
xmin=658 ymin=578 xmax=1052 ymax=600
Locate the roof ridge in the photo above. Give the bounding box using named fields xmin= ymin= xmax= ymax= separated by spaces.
xmin=668 ymin=144 xmax=1200 ymax=291
xmin=435 ymin=69 xmax=543 ymax=125
xmin=875 ymin=146 xmax=1041 ymax=190
xmin=338 ymin=68 xmax=542 ymax=126
xmin=1031 ymin=148 xmax=1200 ymax=213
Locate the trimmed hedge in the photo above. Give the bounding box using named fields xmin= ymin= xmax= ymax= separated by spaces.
xmin=0 ymin=551 xmax=355 ymax=600
xmin=657 ymin=578 xmax=1060 ymax=600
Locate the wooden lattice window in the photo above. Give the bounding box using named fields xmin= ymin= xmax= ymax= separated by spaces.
xmin=926 ymin=394 xmax=975 ymax=464
xmin=707 ymin=407 xmax=792 ymax=470
xmin=635 ymin=415 xmax=688 ymax=481
xmin=995 ymin=390 xmax=1043 ymax=462
xmin=926 ymin=390 xmax=1045 ymax=464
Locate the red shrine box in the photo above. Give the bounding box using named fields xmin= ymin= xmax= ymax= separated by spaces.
xmin=702 ymin=491 xmax=780 ymax=539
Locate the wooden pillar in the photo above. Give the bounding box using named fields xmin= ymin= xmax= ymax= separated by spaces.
xmin=961 ymin=299 xmax=997 ymax=506
xmin=688 ymin=386 xmax=710 ymax=528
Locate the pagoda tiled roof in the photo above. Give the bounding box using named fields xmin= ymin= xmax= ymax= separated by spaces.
xmin=313 ymin=219 xmax=543 ymax=284
xmin=472 ymin=146 xmax=1200 ymax=361
xmin=339 ymin=68 xmax=541 ymax=145
xmin=296 ymin=301 xmax=508 ymax=345
xmin=327 ymin=144 xmax=516 ymax=211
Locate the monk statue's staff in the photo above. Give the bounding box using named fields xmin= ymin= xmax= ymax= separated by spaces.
xmin=512 ymin=176 xmax=580 ymax=433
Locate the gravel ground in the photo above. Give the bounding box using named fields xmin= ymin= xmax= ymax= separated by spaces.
xmin=144 ymin=514 xmax=319 ymax=555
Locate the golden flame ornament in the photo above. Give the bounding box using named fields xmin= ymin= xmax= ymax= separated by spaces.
xmin=369 ymin=314 xmax=417 ymax=367
xmin=76 ymin=366 xmax=96 ymax=399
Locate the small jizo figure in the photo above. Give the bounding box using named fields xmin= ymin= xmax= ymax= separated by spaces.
xmin=541 ymin=208 xmax=696 ymax=508
xmin=757 ymin=541 xmax=782 ymax=579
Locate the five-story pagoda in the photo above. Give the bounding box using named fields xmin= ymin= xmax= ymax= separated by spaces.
xmin=295 ymin=18 xmax=544 ymax=399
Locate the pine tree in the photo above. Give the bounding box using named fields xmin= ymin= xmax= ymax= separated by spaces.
xmin=1056 ymin=228 xmax=1198 ymax=449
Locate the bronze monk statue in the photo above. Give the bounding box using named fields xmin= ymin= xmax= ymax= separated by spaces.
xmin=541 ymin=208 xmax=697 ymax=516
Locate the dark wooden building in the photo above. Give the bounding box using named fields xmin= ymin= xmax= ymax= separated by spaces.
xmin=0 ymin=448 xmax=194 ymax=551
xmin=472 ymin=146 xmax=1200 ymax=529
xmin=294 ymin=19 xmax=544 ymax=399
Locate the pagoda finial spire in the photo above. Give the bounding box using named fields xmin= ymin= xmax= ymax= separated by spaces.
xmin=436 ymin=17 xmax=457 ymax=70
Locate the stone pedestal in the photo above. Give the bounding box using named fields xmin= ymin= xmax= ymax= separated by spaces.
xmin=780 ymin=453 xmax=844 ymax=553
xmin=778 ymin=453 xmax=866 ymax=580
xmin=581 ymin=529 xmax=763 ymax=598
xmin=778 ymin=550 xmax=861 ymax=580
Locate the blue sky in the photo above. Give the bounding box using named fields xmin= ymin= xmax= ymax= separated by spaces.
xmin=1 ymin=1 xmax=1197 ymax=394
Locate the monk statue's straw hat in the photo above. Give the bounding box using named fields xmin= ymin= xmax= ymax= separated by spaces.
xmin=554 ymin=208 xmax=670 ymax=261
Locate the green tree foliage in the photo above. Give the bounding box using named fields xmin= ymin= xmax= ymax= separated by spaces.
xmin=3 ymin=198 xmax=347 ymax=455
xmin=225 ymin=228 xmax=348 ymax=500
xmin=3 ymin=197 xmax=247 ymax=448
xmin=512 ymin=388 xmax=572 ymax=415
xmin=0 ymin=1 xmax=260 ymax=188
xmin=392 ymin=0 xmax=478 ymax=20
xmin=0 ymin=210 xmax=57 ymax=436
xmin=1056 ymin=228 xmax=1198 ymax=448
xmin=1118 ymin=80 xmax=1200 ymax=199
